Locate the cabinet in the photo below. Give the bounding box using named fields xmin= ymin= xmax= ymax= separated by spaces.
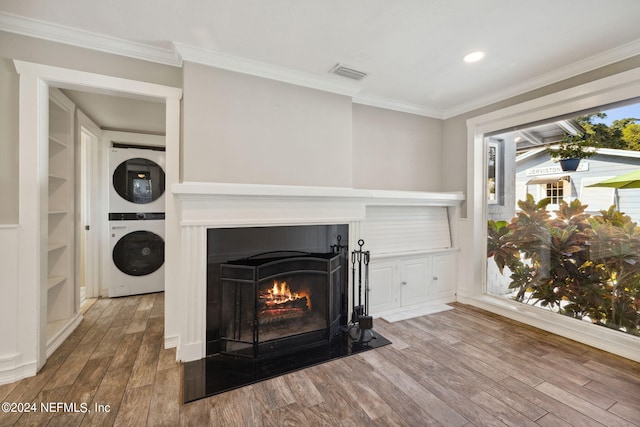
xmin=368 ymin=251 xmax=457 ymax=317
xmin=46 ymin=88 xmax=77 ymax=344
xmin=432 ymin=252 xmax=457 ymax=300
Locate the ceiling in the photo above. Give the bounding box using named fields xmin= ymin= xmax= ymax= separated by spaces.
xmin=2 ymin=0 xmax=640 ymax=127
xmin=63 ymin=89 xmax=166 ymax=134
xmin=493 ymin=119 xmax=583 ymax=153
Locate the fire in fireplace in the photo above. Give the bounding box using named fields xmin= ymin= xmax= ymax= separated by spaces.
xmin=261 ymin=280 xmax=310 ymax=318
xmin=219 ymin=251 xmax=343 ymax=358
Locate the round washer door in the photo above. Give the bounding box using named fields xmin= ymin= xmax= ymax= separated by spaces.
xmin=112 ymin=157 xmax=166 ymax=205
xmin=113 ymin=230 xmax=165 ymax=276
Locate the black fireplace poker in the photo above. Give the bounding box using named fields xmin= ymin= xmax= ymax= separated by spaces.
xmin=349 ymin=239 xmax=374 ymax=343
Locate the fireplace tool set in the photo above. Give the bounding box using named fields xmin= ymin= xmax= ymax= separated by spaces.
xmin=348 ymin=239 xmax=375 ymax=344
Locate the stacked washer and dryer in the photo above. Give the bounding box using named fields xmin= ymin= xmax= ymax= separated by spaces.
xmin=108 ymin=147 xmax=166 ymax=297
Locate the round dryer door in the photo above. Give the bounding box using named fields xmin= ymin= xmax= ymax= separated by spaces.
xmin=112 ymin=158 xmax=166 ymax=205
xmin=113 ymin=231 xmax=165 ymax=276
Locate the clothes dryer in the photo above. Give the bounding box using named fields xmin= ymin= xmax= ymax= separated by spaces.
xmin=109 ymin=213 xmax=165 ymax=297
xmin=109 ymin=147 xmax=166 ymax=214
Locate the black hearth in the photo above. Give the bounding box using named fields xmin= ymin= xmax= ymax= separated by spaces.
xmin=219 ymin=252 xmax=342 ymax=358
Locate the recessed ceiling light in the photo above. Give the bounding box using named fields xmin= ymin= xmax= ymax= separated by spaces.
xmin=463 ymin=51 xmax=485 ymax=63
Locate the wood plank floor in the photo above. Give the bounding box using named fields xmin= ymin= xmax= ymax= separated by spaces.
xmin=1 ymin=294 xmax=639 ymax=426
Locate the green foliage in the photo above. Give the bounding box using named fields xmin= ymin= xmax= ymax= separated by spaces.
xmin=546 ymin=133 xmax=595 ymax=160
xmin=576 ymin=114 xmax=640 ymax=151
xmin=488 ymin=195 xmax=640 ymax=336
xmin=622 ymin=123 xmax=640 ymax=151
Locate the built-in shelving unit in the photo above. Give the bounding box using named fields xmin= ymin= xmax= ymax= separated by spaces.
xmin=46 ymin=88 xmax=78 ymax=348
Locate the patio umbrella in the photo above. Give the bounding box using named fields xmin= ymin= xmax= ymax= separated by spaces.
xmin=586 ymin=169 xmax=640 ymax=189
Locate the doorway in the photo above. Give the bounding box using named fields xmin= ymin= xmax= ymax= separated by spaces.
xmin=77 ymin=109 xmax=101 ymax=304
xmin=15 ymin=60 xmax=182 ymax=370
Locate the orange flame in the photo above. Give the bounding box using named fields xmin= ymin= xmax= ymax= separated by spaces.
xmin=267 ymin=280 xmax=311 ymax=310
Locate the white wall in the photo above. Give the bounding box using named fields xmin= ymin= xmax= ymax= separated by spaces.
xmin=352 ymin=104 xmax=442 ymax=191
xmin=0 ymin=226 xmax=25 ymax=383
xmin=182 ymin=62 xmax=353 ymax=188
xmin=0 ymin=53 xmax=19 ymax=224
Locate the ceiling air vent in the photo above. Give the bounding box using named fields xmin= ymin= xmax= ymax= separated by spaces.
xmin=329 ymin=64 xmax=368 ymax=81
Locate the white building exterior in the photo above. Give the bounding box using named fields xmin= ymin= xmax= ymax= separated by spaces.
xmin=515 ymin=147 xmax=640 ymax=222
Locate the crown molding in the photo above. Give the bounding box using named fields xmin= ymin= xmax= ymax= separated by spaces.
xmin=352 ymin=93 xmax=444 ymax=119
xmin=3 ymin=10 xmax=639 ymax=120
xmin=0 ymin=11 xmax=181 ymax=67
xmin=174 ymin=43 xmax=362 ymax=98
xmin=443 ymin=38 xmax=640 ymax=119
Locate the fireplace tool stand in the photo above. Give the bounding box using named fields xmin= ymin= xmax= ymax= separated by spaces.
xmin=347 ymin=239 xmax=375 ymax=344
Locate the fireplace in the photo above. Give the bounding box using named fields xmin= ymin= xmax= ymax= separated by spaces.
xmin=176 ymin=183 xmax=462 ymax=402
xmin=219 ymin=251 xmax=342 ymax=358
xmin=183 ymin=223 xmax=394 ymax=402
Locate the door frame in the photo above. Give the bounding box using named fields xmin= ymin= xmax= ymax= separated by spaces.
xmin=76 ymin=109 xmax=101 ymax=300
xmin=14 ymin=60 xmax=182 ymax=370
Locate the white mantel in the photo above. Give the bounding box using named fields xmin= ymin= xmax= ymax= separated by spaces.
xmin=170 ymin=182 xmax=464 ymax=362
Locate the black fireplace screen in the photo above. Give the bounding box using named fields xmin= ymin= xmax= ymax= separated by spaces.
xmin=220 ymin=252 xmax=342 ymax=358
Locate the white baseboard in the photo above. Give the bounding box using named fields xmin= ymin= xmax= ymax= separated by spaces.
xmin=46 ymin=313 xmax=83 ymax=358
xmin=459 ymin=294 xmax=640 ymax=363
xmin=372 ymin=297 xmax=456 ymax=320
xmin=0 ymin=354 xmax=37 ymax=385
xmin=164 ymin=334 xmax=179 ymax=350
xmin=381 ymin=304 xmax=453 ymax=323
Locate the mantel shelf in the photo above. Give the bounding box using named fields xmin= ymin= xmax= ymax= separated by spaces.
xmin=173 ymin=182 xmax=465 ymax=206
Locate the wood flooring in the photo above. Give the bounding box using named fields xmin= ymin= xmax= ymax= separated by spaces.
xmin=0 ymin=294 xmax=639 ymax=426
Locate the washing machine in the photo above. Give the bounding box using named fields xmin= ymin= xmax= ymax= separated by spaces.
xmin=109 ymin=147 xmax=166 ymax=214
xmin=109 ymin=213 xmax=165 ymax=297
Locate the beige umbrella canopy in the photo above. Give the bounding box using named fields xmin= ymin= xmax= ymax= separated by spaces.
xmin=587 ymin=169 xmax=640 ymax=189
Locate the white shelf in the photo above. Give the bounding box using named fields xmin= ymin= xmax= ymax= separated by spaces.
xmin=46 ymin=88 xmax=77 ymax=349
xmin=47 ymin=242 xmax=67 ymax=252
xmin=49 ymin=174 xmax=68 ymax=181
xmin=47 ymin=276 xmax=66 ymax=290
xmin=49 ymin=134 xmax=69 ymax=149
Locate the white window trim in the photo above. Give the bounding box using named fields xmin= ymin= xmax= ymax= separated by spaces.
xmin=487 ymin=141 xmax=500 ymax=205
xmin=462 ymin=66 xmax=640 ymax=362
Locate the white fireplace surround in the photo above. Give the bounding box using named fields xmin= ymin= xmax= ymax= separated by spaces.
xmin=172 ymin=182 xmax=464 ymax=362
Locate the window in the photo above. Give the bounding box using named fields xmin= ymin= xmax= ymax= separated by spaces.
xmin=487 ymin=140 xmax=502 ymax=205
xmin=546 ymin=181 xmax=564 ymax=204
xmin=472 ymin=66 xmax=640 ymax=360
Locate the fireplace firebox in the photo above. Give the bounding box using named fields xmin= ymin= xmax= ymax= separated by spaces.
xmin=220 ymin=251 xmax=342 ymax=358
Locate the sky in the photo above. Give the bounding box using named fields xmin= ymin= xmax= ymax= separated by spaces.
xmin=592 ymin=102 xmax=640 ymax=125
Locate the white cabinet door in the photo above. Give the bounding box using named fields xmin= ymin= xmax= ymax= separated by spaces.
xmin=368 ymin=252 xmax=457 ymax=316
xmin=432 ymin=253 xmax=456 ymax=300
xmin=368 ymin=261 xmax=399 ymax=315
xmin=400 ymin=258 xmax=429 ymax=306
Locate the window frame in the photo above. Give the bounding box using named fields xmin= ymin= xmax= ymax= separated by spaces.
xmin=464 ymin=67 xmax=640 ymax=363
